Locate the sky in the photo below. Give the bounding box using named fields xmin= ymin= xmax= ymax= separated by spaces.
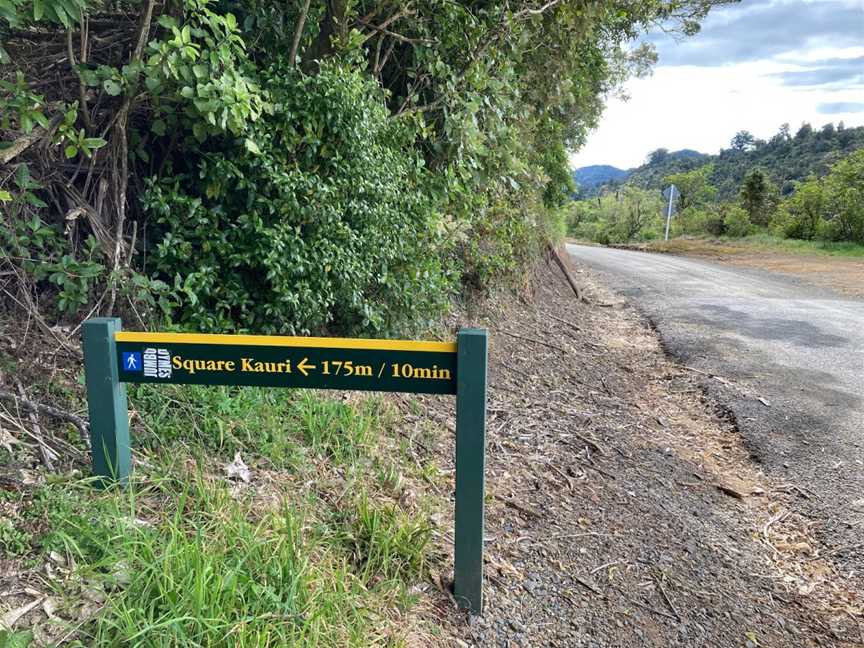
xmin=569 ymin=0 xmax=864 ymax=170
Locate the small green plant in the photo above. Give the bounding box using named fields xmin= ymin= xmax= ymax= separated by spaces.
xmin=0 ymin=518 xmax=30 ymax=556
xmin=0 ymin=628 xmax=34 ymax=648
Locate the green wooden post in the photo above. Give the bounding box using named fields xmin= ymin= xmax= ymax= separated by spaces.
xmin=83 ymin=317 xmax=130 ymax=485
xmin=453 ymin=328 xmax=488 ymax=614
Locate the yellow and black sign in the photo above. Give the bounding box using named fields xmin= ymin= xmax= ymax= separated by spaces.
xmin=115 ymin=331 xmax=457 ymax=395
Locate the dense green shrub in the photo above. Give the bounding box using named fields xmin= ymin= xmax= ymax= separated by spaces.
xmin=675 ymin=205 xmax=724 ymax=237
xmin=773 ymin=179 xmax=825 ymax=240
xmin=723 ymin=205 xmax=752 ymax=238
xmin=2 ymin=0 xmax=730 ymax=334
xmin=823 ymin=150 xmax=864 ymax=243
xmin=144 ymin=63 xmax=451 ymax=335
xmin=773 ymin=151 xmax=864 ymax=244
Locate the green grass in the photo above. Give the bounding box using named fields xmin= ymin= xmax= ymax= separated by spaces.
xmin=731 ymin=234 xmax=864 ymax=257
xmin=6 ymin=386 xmax=442 ymax=647
xmin=652 ymin=233 xmax=864 ymax=257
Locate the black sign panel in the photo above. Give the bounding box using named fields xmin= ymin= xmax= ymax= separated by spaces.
xmin=114 ymin=332 xmax=457 ymax=395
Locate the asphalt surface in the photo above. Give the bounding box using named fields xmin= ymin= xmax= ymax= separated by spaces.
xmin=566 ymin=244 xmax=864 ymax=566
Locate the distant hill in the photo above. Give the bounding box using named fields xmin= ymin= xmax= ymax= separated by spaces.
xmin=572 ymin=149 xmax=709 ymax=197
xmin=572 ymin=165 xmax=629 ymax=192
xmin=625 ymin=149 xmax=711 ymax=190
xmin=577 ymin=123 xmax=864 ymax=200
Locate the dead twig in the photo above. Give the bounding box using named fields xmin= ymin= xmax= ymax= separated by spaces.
xmin=623 ymin=593 xmax=678 ymax=620
xmin=0 ymin=388 xmax=89 ymax=439
xmin=572 ymin=574 xmax=602 ymax=595
xmin=548 ymin=313 xmax=581 ymax=333
xmin=495 ymin=494 xmax=541 ymax=519
xmin=15 ymin=380 xmax=56 ymax=471
xmin=653 ymin=575 xmax=681 ymax=621
xmin=498 ymin=329 xmax=569 ymax=353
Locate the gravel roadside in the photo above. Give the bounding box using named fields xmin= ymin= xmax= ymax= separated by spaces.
xmin=416 ymin=257 xmax=862 ymax=647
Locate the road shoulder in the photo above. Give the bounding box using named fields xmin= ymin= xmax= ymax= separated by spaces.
xmin=419 ymin=258 xmax=862 ymax=647
xmin=620 ymin=238 xmax=864 ymax=298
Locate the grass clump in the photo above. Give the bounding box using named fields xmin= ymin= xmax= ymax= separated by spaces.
xmin=13 ymin=386 xmax=440 ymax=646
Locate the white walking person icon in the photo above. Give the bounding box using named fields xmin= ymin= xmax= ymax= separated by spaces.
xmin=126 ymin=355 xmax=138 ymax=370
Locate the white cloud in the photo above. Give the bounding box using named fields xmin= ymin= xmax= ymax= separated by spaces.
xmin=570 ymin=52 xmax=864 ymax=170
xmin=570 ymin=1 xmax=864 ymax=170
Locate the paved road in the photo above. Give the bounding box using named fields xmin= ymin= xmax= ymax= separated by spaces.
xmin=566 ymin=244 xmax=864 ymax=564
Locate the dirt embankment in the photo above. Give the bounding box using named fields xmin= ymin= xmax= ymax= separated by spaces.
xmin=417 ymin=257 xmax=862 ymax=647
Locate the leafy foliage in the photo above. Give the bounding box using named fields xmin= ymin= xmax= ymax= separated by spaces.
xmin=610 ymin=122 xmax=864 ymax=200
xmin=569 ymin=187 xmax=663 ymax=243
xmin=774 ymin=150 xmax=864 ymax=244
xmin=739 ymin=168 xmax=778 ymax=226
xmin=144 ymin=63 xmax=450 ymax=334
xmin=2 ymin=0 xmax=731 ymax=332
xmin=572 ymin=145 xmax=864 ymax=244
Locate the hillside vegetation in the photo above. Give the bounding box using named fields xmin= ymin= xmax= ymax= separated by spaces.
xmin=0 ymin=0 xmax=734 ymax=339
xmin=574 ymin=122 xmax=864 ymax=200
xmin=570 ymin=124 xmax=864 ymax=247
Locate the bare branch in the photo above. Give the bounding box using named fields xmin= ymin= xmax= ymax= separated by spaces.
xmin=358 ymin=8 xmax=432 ymax=45
xmin=67 ymin=28 xmax=94 ymax=132
xmin=513 ymin=0 xmax=563 ymax=19
xmin=375 ymin=37 xmax=398 ymax=78
xmin=289 ymin=0 xmax=312 ymax=66
xmin=0 ymin=388 xmax=90 ymax=439
xmin=0 ymin=114 xmax=63 ymax=164
xmin=359 ymin=7 xmax=413 ymax=44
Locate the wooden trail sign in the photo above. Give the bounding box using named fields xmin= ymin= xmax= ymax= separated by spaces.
xmin=82 ymin=318 xmax=488 ymax=614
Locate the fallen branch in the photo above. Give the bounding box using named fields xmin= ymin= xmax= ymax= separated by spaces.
xmin=0 ymin=114 xmax=63 ymax=164
xmin=548 ymin=313 xmax=581 ymax=333
xmin=0 ymin=388 xmax=89 ymax=438
xmin=653 ymin=575 xmax=681 ymax=621
xmin=548 ymin=244 xmax=584 ymax=302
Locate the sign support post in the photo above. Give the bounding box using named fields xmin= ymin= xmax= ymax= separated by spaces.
xmin=453 ymin=328 xmax=487 ymax=614
xmin=82 ymin=321 xmax=488 ymax=612
xmin=83 ymin=317 xmax=131 ymax=486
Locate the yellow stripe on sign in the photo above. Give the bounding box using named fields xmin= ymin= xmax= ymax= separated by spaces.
xmin=114 ymin=331 xmax=457 ymax=353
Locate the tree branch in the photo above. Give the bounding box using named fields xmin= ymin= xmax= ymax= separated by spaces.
xmin=289 ymin=0 xmax=312 ymax=66
xmin=359 ymin=7 xmax=413 ymax=44
xmin=67 ymin=28 xmax=94 ymax=132
xmin=0 ymin=114 xmax=63 ymax=165
xmin=107 ymin=0 xmax=155 ymax=315
xmin=513 ymin=0 xmax=563 ymax=19
xmin=375 ymin=37 xmax=398 ymax=78
xmin=358 ymin=21 xmax=432 ymax=45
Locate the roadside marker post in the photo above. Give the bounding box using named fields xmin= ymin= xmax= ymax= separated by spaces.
xmin=663 ymin=184 xmax=678 ymax=241
xmin=82 ymin=319 xmax=488 ymax=614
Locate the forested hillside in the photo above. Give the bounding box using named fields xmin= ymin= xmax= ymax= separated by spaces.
xmin=608 ymin=123 xmax=864 ymax=199
xmin=569 ymin=141 xmax=864 ymax=246
xmin=572 ymin=164 xmax=630 ymax=192
xmin=0 ymin=0 xmax=731 ymax=338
